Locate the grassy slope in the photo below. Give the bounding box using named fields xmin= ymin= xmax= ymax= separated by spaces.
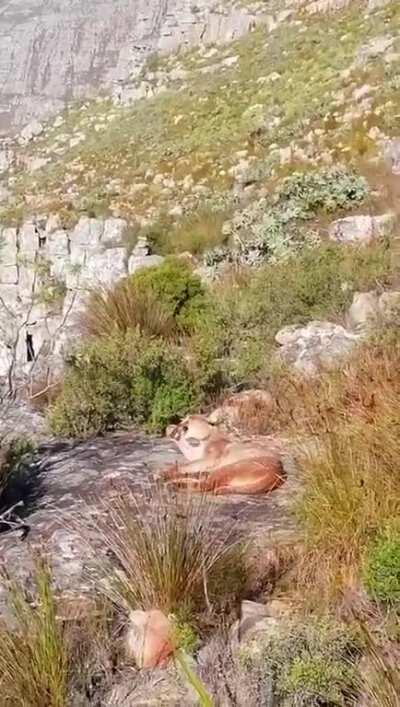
xmin=2 ymin=0 xmax=400 ymax=227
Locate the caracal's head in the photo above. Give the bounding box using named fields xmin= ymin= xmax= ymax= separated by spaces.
xmin=166 ymin=415 xmax=216 ymax=461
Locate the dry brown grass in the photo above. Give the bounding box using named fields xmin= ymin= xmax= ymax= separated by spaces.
xmin=80 ymin=280 xmax=177 ymax=340
xmin=282 ymin=332 xmax=400 ymax=604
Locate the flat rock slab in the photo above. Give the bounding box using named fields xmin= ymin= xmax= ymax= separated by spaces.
xmin=0 ymin=431 xmax=299 ymax=614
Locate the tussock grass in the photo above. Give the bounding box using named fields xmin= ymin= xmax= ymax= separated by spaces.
xmin=0 ymin=558 xmax=69 ymax=707
xmin=80 ymin=280 xmax=177 ymax=340
xmin=155 ymin=207 xmax=230 ymax=256
xmin=84 ymin=486 xmax=237 ymax=616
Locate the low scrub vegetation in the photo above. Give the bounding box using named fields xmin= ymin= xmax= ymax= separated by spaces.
xmin=0 ymin=437 xmax=37 ymax=526
xmin=241 ymin=617 xmax=360 ymax=706
xmin=200 ymin=239 xmax=395 ymax=383
xmin=49 ymin=331 xmax=201 ymax=436
xmin=206 ymin=167 xmax=368 ymax=266
xmin=148 ymin=206 xmax=230 ymax=256
xmin=49 ymin=238 xmax=396 ymax=436
xmin=362 ymin=521 xmax=400 ymax=604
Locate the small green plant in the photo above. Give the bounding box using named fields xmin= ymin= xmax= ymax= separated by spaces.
xmin=362 ymin=522 xmax=400 ymax=604
xmin=48 ymin=331 xmax=201 ymax=437
xmin=0 ymin=558 xmax=69 ymax=707
xmin=175 ymin=649 xmax=215 ymax=706
xmin=131 ymin=256 xmax=209 ymax=330
xmin=170 ymin=614 xmax=200 ymax=653
xmin=245 ymin=617 xmax=360 ymax=706
xmin=0 ymin=436 xmax=37 ymax=516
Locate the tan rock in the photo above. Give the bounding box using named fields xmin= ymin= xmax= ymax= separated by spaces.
xmin=208 ymin=389 xmax=274 ymax=433
xmin=125 ymin=609 xmax=174 ymax=669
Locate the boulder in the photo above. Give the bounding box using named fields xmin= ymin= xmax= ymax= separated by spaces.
xmin=379 ymin=290 xmax=400 ymax=325
xmin=354 ymin=35 xmax=393 ymax=66
xmin=125 ymin=609 xmax=174 ymax=669
xmin=275 ymin=321 xmax=360 ymax=375
xmin=347 ymin=291 xmax=380 ymax=331
xmin=383 ymin=138 xmax=400 ymax=176
xmin=208 ymin=389 xmax=274 ymax=432
xmin=19 ymin=119 xmax=44 ymax=144
xmin=129 ymin=254 xmax=164 ymax=275
xmin=328 ymin=213 xmax=395 ymax=244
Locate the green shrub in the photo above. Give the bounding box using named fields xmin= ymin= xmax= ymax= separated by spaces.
xmin=277 ymin=167 xmax=368 ymax=216
xmin=362 ymin=522 xmax=400 ymax=604
xmin=131 ymin=256 xmax=208 ymax=330
xmin=206 ymin=239 xmax=395 ymax=383
xmin=243 ymin=617 xmax=360 ymax=706
xmin=48 ymin=332 xmax=201 ymax=437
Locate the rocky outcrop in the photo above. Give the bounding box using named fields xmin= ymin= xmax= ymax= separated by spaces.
xmin=0 ymin=215 xmax=130 ymax=386
xmin=0 ymin=429 xmax=297 ymax=617
xmin=0 ymin=0 xmax=265 ymax=135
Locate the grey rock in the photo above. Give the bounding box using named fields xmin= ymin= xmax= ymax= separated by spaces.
xmin=328 ymin=213 xmax=395 ymax=244
xmin=275 ymin=320 xmax=360 ymax=375
xmin=128 ymin=253 xmax=164 ymax=275
xmin=383 ymin=138 xmax=400 ymax=175
xmin=18 ymin=119 xmax=44 ymax=143
xmin=355 ymin=35 xmax=394 ymax=66
xmin=0 ymin=148 xmax=14 ymax=173
xmin=378 ymin=290 xmax=400 ymax=325
xmin=347 ymin=291 xmax=380 ymax=331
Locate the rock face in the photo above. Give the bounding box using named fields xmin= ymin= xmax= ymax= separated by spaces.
xmin=0 ymin=0 xmax=263 ymax=135
xmin=0 ymin=215 xmax=130 ymax=387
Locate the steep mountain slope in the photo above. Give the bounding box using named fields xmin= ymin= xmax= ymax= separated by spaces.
xmin=0 ymin=0 xmax=262 ymax=134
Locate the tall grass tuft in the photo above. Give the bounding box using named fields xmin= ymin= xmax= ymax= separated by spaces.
xmin=84 ymin=485 xmax=236 ymax=616
xmin=293 ymin=332 xmax=400 ymax=603
xmin=0 ymin=558 xmax=69 ymax=707
xmin=80 ymin=280 xmax=177 ymax=340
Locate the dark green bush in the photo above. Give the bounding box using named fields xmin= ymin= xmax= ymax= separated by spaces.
xmin=362 ymin=522 xmax=400 ymax=604
xmin=0 ymin=437 xmax=37 ymax=516
xmin=131 ymin=256 xmax=209 ymax=330
xmin=48 ymin=332 xmax=201 ymax=437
